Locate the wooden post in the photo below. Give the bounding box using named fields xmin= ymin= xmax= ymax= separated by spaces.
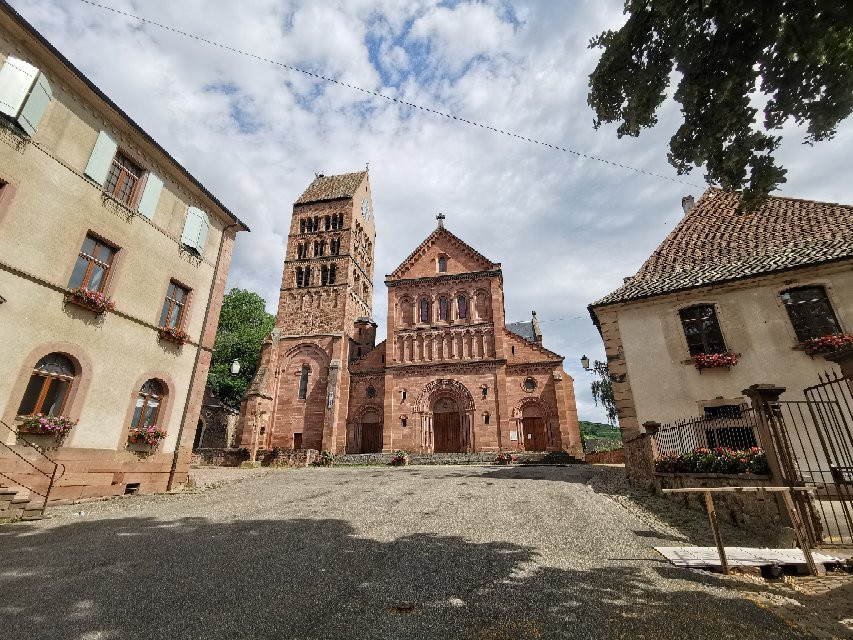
xmin=704 ymin=491 xmax=729 ymax=575
xmin=781 ymin=490 xmax=819 ymax=576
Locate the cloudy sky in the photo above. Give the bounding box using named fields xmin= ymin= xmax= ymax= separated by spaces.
xmin=12 ymin=0 xmax=852 ymax=422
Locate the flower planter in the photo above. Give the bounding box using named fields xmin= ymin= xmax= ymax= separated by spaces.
xmin=127 ymin=426 xmax=166 ymax=449
xmin=17 ymin=414 xmax=77 ymax=438
xmin=64 ymin=288 xmax=115 ymax=315
xmin=655 ymin=447 xmax=769 ymax=475
xmin=390 ymin=451 xmax=410 ymax=466
xmin=692 ymin=352 xmax=738 ymax=370
xmin=801 ymin=333 xmax=853 ymax=356
xmin=158 ymin=327 xmax=189 ymax=345
xmin=495 ymin=453 xmax=517 ymax=465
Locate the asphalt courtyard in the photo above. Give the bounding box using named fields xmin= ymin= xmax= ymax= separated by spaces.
xmin=0 ymin=465 xmax=816 ymax=639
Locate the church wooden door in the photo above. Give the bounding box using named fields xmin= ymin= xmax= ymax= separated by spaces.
xmin=522 ymin=417 xmax=547 ymax=451
xmin=433 ymin=412 xmax=462 ymax=453
xmin=360 ymin=422 xmax=383 ymax=453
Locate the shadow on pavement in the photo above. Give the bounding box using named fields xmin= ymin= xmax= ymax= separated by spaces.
xmin=0 ymin=515 xmax=807 ymax=640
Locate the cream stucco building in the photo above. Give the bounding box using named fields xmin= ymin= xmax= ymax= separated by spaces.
xmin=0 ymin=3 xmax=247 ymax=505
xmin=589 ymin=190 xmax=852 ymax=448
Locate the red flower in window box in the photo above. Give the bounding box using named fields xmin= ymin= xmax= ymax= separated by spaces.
xmin=801 ymin=333 xmax=853 ymax=355
xmin=18 ymin=413 xmax=77 ymax=436
xmin=390 ymin=450 xmax=410 ymax=466
xmin=692 ymin=352 xmax=738 ymax=369
xmin=65 ymin=287 xmax=115 ymax=314
xmin=158 ymin=326 xmax=190 ymax=345
xmin=127 ymin=425 xmax=166 ymax=448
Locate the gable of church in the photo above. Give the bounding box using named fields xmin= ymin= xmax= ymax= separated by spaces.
xmin=503 ymin=328 xmax=563 ymax=364
xmin=389 ymin=228 xmax=498 ymax=280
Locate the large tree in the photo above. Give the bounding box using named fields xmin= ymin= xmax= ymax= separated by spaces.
xmin=207 ymin=288 xmax=275 ymax=408
xmin=588 ymin=2 xmax=853 ymax=211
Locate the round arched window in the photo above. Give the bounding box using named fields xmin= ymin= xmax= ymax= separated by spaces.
xmin=18 ymin=353 xmax=76 ymax=417
xmin=523 ymin=377 xmax=537 ymax=392
xmin=366 ymin=385 xmax=377 ymax=398
xmin=132 ymin=379 xmax=165 ymax=428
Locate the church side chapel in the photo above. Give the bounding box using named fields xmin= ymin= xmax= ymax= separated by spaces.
xmin=236 ymin=171 xmax=582 ymax=457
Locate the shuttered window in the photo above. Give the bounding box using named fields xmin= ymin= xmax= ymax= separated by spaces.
xmin=0 ymin=56 xmax=52 ymax=135
xmin=180 ymin=207 xmax=209 ymax=255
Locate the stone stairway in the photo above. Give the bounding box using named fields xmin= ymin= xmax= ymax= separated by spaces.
xmin=333 ymin=451 xmax=583 ymax=466
xmin=0 ymin=482 xmax=45 ymax=521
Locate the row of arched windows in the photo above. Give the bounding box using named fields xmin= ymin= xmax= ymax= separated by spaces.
xmin=300 ymin=214 xmax=344 ymax=234
xmin=399 ymin=291 xmax=489 ymax=326
xmin=296 ymin=238 xmax=342 ymax=259
xmin=296 ymin=264 xmax=337 ymax=287
xmin=16 ymin=352 xmax=167 ymax=439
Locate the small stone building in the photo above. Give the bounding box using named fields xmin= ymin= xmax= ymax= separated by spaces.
xmin=237 ymin=172 xmax=582 ymax=455
xmin=589 ymin=189 xmax=852 ymax=461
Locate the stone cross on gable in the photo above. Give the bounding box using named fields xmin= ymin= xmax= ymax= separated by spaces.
xmin=436 ymin=212 xmax=445 ymax=228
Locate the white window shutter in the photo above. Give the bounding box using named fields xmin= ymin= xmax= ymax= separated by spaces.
xmin=0 ymin=56 xmax=38 ymax=118
xmin=181 ymin=207 xmax=209 ymax=253
xmin=136 ymin=173 xmax=163 ymax=220
xmin=84 ymin=130 xmax=117 ymax=185
xmin=18 ymin=71 xmax=52 ymax=135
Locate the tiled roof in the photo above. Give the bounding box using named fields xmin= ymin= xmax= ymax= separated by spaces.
xmin=295 ymin=171 xmax=367 ymax=204
xmin=507 ymin=321 xmax=537 ymax=343
xmin=592 ymin=189 xmax=853 ymax=307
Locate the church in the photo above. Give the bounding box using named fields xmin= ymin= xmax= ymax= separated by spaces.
xmin=236 ymin=171 xmax=583 ymax=456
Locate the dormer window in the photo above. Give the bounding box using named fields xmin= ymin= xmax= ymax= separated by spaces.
xmin=438 ymin=256 xmax=447 ymax=273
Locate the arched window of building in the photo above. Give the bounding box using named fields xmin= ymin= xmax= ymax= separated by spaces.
xmin=298 ymin=365 xmax=310 ymax=400
xmin=131 ymin=379 xmax=164 ymax=428
xmin=329 ymin=265 xmax=337 ymax=285
xmin=295 ymin=267 xmax=303 ymax=288
xmin=420 ymin=299 xmax=430 ymax=323
xmin=438 ymin=297 xmax=448 ymax=321
xmin=438 ymin=256 xmax=447 ymax=273
xmin=18 ymin=353 xmax=76 ymax=417
xmin=457 ymin=295 xmax=468 ymax=320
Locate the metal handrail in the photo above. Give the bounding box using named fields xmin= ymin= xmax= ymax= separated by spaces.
xmin=0 ymin=419 xmax=64 ymax=515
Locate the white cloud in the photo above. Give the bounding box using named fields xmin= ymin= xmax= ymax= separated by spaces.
xmin=10 ymin=0 xmax=853 ymax=424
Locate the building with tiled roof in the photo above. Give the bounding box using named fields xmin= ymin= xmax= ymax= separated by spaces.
xmin=588 ymin=189 xmax=852 ymax=481
xmin=237 ymin=173 xmax=583 ymax=457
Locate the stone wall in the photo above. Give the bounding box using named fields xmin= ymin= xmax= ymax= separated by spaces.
xmin=585 ymin=449 xmax=625 ymax=464
xmin=655 ymin=472 xmax=785 ymax=536
xmin=190 ymin=448 xmax=248 ymax=467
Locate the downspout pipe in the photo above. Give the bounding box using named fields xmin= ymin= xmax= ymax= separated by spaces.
xmin=167 ymin=222 xmax=241 ymax=491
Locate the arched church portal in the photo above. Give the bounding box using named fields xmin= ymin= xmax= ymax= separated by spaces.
xmin=358 ymin=408 xmax=383 ymax=454
xmin=520 ymin=403 xmax=548 ymax=452
xmin=416 ymin=379 xmax=475 ymax=453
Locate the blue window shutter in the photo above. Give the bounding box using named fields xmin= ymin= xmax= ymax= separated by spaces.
xmin=182 ymin=207 xmax=209 ymax=253
xmin=0 ymin=56 xmax=38 ymax=118
xmin=18 ymin=72 xmax=52 ymax=135
xmin=137 ymin=173 xmax=163 ymax=220
xmin=84 ymin=130 xmax=117 ymax=185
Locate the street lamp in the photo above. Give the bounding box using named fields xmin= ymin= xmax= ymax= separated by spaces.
xmin=580 ymin=355 xmax=590 ymax=371
xmin=230 ymin=359 xmax=241 ymax=375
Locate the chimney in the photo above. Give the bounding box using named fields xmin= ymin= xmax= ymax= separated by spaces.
xmin=681 ymin=195 xmax=695 ymax=215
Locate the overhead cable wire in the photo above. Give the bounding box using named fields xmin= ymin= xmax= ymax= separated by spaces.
xmin=76 ymin=0 xmax=702 ymax=188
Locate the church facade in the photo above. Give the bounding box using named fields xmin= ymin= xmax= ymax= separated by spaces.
xmin=236 ymin=172 xmax=582 ymax=456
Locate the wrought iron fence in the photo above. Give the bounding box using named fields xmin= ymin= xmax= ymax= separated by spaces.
xmin=652 ymin=405 xmax=761 ymax=457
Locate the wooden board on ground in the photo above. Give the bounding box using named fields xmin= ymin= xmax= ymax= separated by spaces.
xmin=655 ymin=547 xmax=842 ymax=568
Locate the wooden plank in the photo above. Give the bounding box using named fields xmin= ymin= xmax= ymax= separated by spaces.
xmin=780 ymin=490 xmax=819 ymax=576
xmin=704 ymin=491 xmax=729 ymax=575
xmin=662 ymin=486 xmax=815 ymax=494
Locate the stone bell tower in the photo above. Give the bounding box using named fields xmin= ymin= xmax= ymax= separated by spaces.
xmin=237 ymin=171 xmax=376 ymax=454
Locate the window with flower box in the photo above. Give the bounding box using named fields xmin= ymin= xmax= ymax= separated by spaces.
xmin=781 ymin=286 xmax=842 ymax=342
xmin=160 ymin=281 xmax=189 ymax=330
xmin=678 ymin=305 xmax=727 ymax=356
xmin=17 ymin=353 xmax=75 ymax=417
xmin=68 ymin=234 xmax=116 ymax=293
xmin=131 ymin=379 xmax=164 ymax=429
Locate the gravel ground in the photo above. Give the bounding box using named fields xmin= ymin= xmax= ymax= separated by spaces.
xmin=0 ymin=465 xmax=817 ymax=639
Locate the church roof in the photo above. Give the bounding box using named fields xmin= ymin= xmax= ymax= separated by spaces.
xmin=295 ymin=171 xmax=367 ymax=204
xmin=591 ymin=188 xmax=853 ymax=308
xmin=507 ymin=321 xmax=537 ymax=343
xmin=388 ymin=224 xmax=499 ymax=280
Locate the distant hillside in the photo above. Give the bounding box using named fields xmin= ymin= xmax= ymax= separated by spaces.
xmin=579 ymin=421 xmax=620 ymax=439
xmin=579 ymin=420 xmax=622 ymax=453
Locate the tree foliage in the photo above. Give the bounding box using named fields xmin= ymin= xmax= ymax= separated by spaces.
xmin=588 ymin=1 xmax=853 ymax=211
xmin=206 ymin=288 xmax=275 ymax=408
xmin=590 ymin=360 xmax=619 ymax=426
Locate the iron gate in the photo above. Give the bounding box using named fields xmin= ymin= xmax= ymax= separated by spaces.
xmin=773 ymin=370 xmax=853 ymax=547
